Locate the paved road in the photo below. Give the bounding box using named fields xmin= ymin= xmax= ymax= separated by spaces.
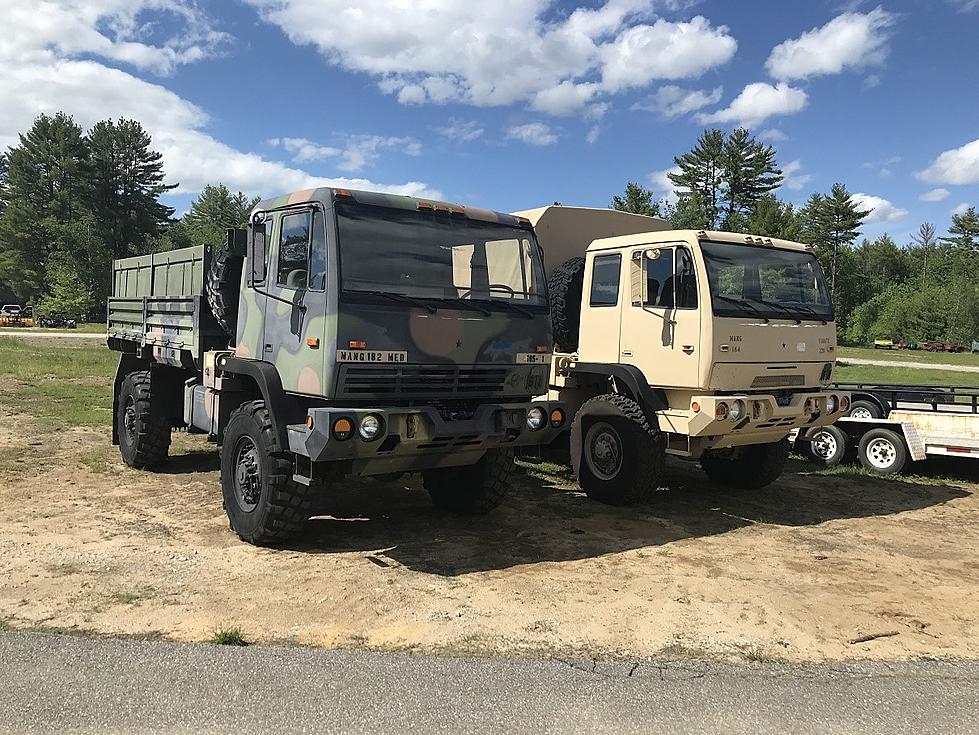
xmin=1 ymin=632 xmax=977 ymax=734
xmin=838 ymin=357 xmax=979 ymax=374
xmin=0 ymin=330 xmax=105 ymax=339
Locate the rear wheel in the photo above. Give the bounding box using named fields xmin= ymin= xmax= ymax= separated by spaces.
xmin=571 ymin=394 xmax=665 ymax=505
xmin=117 ymin=370 xmax=170 ymax=469
xmin=701 ymin=439 xmax=789 ymax=490
xmin=801 ymin=425 xmax=852 ymax=467
xmin=857 ymin=428 xmax=907 ymax=475
xmin=221 ymin=401 xmax=313 ymax=545
xmin=423 ymin=448 xmax=514 ymax=514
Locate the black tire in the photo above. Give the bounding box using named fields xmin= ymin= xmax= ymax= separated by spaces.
xmin=548 ymin=257 xmax=585 ymax=353
xmin=220 ymin=400 xmax=313 ymax=545
xmin=801 ymin=425 xmax=852 ymax=467
xmin=571 ymin=394 xmax=666 ymax=505
xmin=206 ymin=242 xmax=243 ymax=341
xmin=857 ymin=428 xmax=907 ymax=475
xmin=117 ymin=370 xmax=171 ymax=469
xmin=701 ymin=439 xmax=789 ymax=490
xmin=848 ymin=400 xmax=884 ymax=419
xmin=423 ymin=448 xmax=514 ymax=514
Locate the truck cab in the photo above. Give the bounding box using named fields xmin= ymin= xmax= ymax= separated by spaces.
xmin=517 ymin=206 xmax=848 ymax=503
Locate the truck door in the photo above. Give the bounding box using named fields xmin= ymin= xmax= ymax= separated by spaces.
xmin=262 ymin=206 xmax=330 ymax=396
xmin=577 ymin=252 xmax=623 ymax=363
xmin=619 ymin=244 xmax=701 ymax=389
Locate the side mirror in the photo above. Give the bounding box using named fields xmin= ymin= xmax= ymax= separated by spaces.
xmin=645 ymin=247 xmax=662 ymax=260
xmin=630 ymin=250 xmax=648 ymax=306
xmin=247 ymin=219 xmax=267 ymax=286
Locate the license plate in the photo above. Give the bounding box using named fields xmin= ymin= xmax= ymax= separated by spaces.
xmin=336 ymin=350 xmax=408 ymax=363
xmin=516 ymin=353 xmax=551 ymax=364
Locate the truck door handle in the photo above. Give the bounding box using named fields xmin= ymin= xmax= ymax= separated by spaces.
xmin=682 ymin=345 xmax=694 ymax=354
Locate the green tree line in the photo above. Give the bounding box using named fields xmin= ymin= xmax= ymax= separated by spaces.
xmin=0 ymin=112 xmax=257 ymax=316
xmin=613 ymin=128 xmax=979 ymax=345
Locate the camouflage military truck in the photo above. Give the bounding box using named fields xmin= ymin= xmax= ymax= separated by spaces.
xmin=106 ymin=188 xmax=566 ymax=544
xmin=515 ymin=206 xmax=848 ymax=503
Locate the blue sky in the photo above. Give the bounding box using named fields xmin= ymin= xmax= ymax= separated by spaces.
xmin=3 ymin=1 xmax=977 ymax=240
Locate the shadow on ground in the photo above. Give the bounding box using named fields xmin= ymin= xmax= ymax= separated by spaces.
xmin=265 ymin=457 xmax=972 ymax=576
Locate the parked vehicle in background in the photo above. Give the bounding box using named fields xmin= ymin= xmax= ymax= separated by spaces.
xmin=1 ymin=304 xmax=22 ymax=317
xmin=0 ymin=304 xmax=34 ymax=327
xmin=971 ymin=340 xmax=979 ymax=354
xmin=37 ymin=314 xmax=78 ymax=329
xmin=798 ymin=383 xmax=979 ymax=474
xmin=106 ymin=188 xmax=566 ymax=545
xmin=517 ymin=205 xmax=847 ymax=502
xmin=922 ymin=341 xmax=965 ymax=353
xmin=897 ymin=339 xmax=919 ymax=350
xmin=873 ymin=339 xmax=895 ymax=349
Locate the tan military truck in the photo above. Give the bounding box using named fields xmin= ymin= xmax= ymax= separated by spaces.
xmin=107 ymin=188 xmax=566 ymax=545
xmin=515 ymin=206 xmax=847 ymax=503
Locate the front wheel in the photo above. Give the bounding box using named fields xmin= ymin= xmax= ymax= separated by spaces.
xmin=701 ymin=439 xmax=789 ymax=490
xmin=423 ymin=448 xmax=514 ymax=514
xmin=857 ymin=428 xmax=907 ymax=475
xmin=220 ymin=401 xmax=313 ymax=545
xmin=571 ymin=394 xmax=665 ymax=505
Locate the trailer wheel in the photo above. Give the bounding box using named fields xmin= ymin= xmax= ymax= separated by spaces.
xmin=571 ymin=394 xmax=665 ymax=505
xmin=117 ymin=370 xmax=171 ymax=469
xmin=848 ymin=400 xmax=884 ymax=419
xmin=206 ymin=242 xmax=243 ymax=341
xmin=857 ymin=428 xmax=907 ymax=475
xmin=423 ymin=448 xmax=514 ymax=514
xmin=801 ymin=425 xmax=852 ymax=467
xmin=221 ymin=400 xmax=313 ymax=545
xmin=701 ymin=439 xmax=789 ymax=490
xmin=548 ymin=257 xmax=585 ymax=353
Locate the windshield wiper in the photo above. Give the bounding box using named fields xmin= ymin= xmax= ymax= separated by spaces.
xmin=356 ymin=290 xmax=437 ymax=314
xmin=429 ymin=297 xmax=491 ymax=316
xmin=475 ymin=299 xmax=536 ymax=319
xmin=751 ymin=297 xmax=801 ymax=324
xmin=783 ymin=303 xmax=828 ymax=322
xmin=713 ymin=294 xmax=769 ymax=322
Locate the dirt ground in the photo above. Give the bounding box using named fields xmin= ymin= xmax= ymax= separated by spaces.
xmin=1 ymin=412 xmax=978 ymax=662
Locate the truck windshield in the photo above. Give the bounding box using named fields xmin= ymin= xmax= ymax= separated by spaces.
xmin=336 ymin=202 xmax=547 ymax=307
xmin=701 ymin=240 xmax=834 ymax=321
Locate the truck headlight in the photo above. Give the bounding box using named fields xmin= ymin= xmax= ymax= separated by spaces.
xmin=826 ymin=395 xmax=838 ymax=414
xmin=526 ymin=407 xmax=545 ymax=431
xmin=729 ymin=399 xmax=746 ymax=421
xmin=358 ymin=414 xmax=383 ymax=441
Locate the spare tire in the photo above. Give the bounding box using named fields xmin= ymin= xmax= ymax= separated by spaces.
xmin=548 ymin=256 xmax=585 ymax=353
xmin=206 ymin=243 xmax=243 ymax=341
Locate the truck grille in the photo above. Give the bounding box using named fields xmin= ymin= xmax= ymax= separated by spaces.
xmin=337 ymin=365 xmax=508 ymax=398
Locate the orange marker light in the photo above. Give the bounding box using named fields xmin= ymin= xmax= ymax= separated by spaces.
xmin=305 ymin=416 xmax=314 ymax=428
xmin=332 ymin=417 xmax=353 ymax=440
xmin=306 ymin=338 xmax=320 ymax=348
xmin=549 ymin=408 xmax=565 ymax=427
xmin=335 ymin=188 xmax=352 ymax=197
xmin=348 ymin=340 xmax=367 ymax=349
xmin=691 ymin=401 xmax=701 ymax=413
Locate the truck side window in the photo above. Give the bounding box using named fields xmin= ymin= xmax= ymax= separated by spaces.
xmin=675 ymin=247 xmax=698 ymax=309
xmin=590 ymin=254 xmax=621 ymax=306
xmin=645 ymin=247 xmax=675 ymax=308
xmin=309 ymin=210 xmax=327 ymax=291
xmin=277 ymin=211 xmax=311 ymax=289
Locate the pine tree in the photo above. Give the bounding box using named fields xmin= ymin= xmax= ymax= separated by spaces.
xmin=720 ymin=128 xmax=782 ymax=229
xmin=182 ymin=184 xmax=260 ymax=246
xmin=748 ymin=195 xmax=801 ymax=240
xmin=86 ymin=118 xmax=176 ymax=259
xmin=669 ymin=129 xmax=725 ymax=228
xmin=941 ymin=207 xmax=979 ymax=251
xmin=611 ymin=182 xmax=661 ymax=217
xmin=818 ymin=183 xmax=871 ymax=300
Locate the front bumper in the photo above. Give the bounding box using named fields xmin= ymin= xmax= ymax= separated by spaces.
xmin=286 ymin=400 xmax=567 ymax=475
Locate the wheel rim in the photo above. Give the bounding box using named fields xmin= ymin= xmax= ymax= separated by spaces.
xmin=811 ymin=431 xmax=838 ymax=459
xmin=233 ymin=437 xmax=262 ymax=513
xmin=866 ymin=438 xmax=897 ymax=469
xmin=584 ymin=421 xmax=623 ymax=481
xmin=850 ymin=406 xmax=873 ymax=419
xmin=123 ymin=396 xmax=137 ymax=446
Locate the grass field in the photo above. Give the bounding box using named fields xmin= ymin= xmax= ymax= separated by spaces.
xmin=834 ymin=363 xmax=979 ymax=387
xmin=838 ymin=346 xmax=979 ymax=367
xmin=0 ymin=321 xmax=104 ymax=333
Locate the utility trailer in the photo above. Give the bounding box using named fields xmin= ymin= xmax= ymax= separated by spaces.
xmin=797 ymin=384 xmax=979 ymax=474
xmin=107 ymin=188 xmax=567 ymax=545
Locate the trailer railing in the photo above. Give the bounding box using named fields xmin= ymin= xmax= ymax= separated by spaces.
xmin=834 ymin=382 xmax=979 ymax=414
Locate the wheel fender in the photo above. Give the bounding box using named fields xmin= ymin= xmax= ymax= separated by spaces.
xmin=569 ymin=363 xmax=668 ymax=415
xmin=853 ymin=391 xmax=890 ymax=416
xmin=218 ymin=356 xmax=294 ymax=449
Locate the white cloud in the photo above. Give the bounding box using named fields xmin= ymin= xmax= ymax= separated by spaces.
xmin=920 ymin=188 xmax=950 ymax=202
xmin=245 ymin=1 xmax=737 ymax=115
xmin=436 ymin=118 xmax=485 ymax=143
xmin=0 ymin=3 xmax=441 ymax=200
xmin=917 ymin=138 xmax=979 ymax=185
xmin=781 ymin=160 xmax=812 ymax=191
xmin=647 ymin=166 xmax=682 ymax=206
xmin=852 ymin=193 xmax=908 ymax=223
xmin=631 ymin=84 xmax=723 ymax=118
xmin=952 ymin=202 xmax=972 ymax=216
xmin=951 ymin=0 xmax=979 ymax=11
xmin=585 ymin=125 xmax=602 ymax=144
xmin=506 ymin=122 xmax=558 ymax=146
xmin=696 ymin=82 xmax=807 ymax=128
xmin=766 ymin=7 xmax=897 ymax=81
xmin=758 ymin=128 xmax=787 ymax=142
xmin=268 ymin=135 xmax=421 ymax=172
